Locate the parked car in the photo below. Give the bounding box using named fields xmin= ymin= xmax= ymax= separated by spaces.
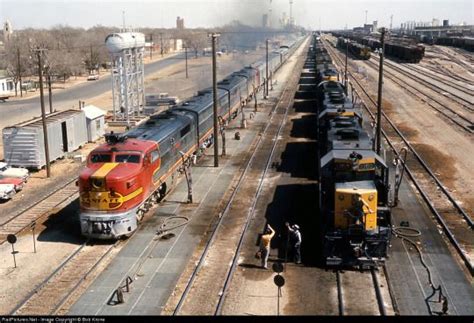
xmin=0 ymin=162 xmax=30 ymax=182
xmin=0 ymin=175 xmax=24 ymax=191
xmin=0 ymin=183 xmax=16 ymax=201
xmin=87 ymin=74 xmax=99 ymax=81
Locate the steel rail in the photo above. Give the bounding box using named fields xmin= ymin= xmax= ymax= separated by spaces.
xmin=363 ymin=59 xmax=473 ymax=133
xmin=400 ymin=63 xmax=474 ymax=102
xmin=336 ymin=271 xmax=345 ymax=316
xmin=323 ymin=38 xmax=474 ymax=275
xmin=172 ymin=39 xmax=308 ymax=316
xmin=380 ymin=58 xmax=473 ymax=111
xmin=9 ymin=240 xmax=88 ymax=314
xmin=0 ymin=178 xmax=78 ymax=245
xmin=371 ymin=267 xmax=387 ymax=316
xmin=327 ymin=39 xmax=473 ymax=227
xmin=215 ymin=48 xmax=307 ymax=315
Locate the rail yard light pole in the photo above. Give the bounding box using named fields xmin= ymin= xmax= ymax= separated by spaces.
xmin=375 ymin=28 xmax=386 ymax=155
xmin=35 ymin=47 xmax=51 ymax=178
xmin=265 ymin=39 xmax=269 ymax=98
xmin=344 ymin=38 xmax=348 ymax=95
xmin=209 ymin=32 xmax=221 ymax=167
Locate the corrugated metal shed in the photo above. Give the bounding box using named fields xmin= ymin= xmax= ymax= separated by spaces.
xmin=83 ymin=105 xmax=106 ymax=142
xmin=2 ymin=109 xmax=88 ymax=169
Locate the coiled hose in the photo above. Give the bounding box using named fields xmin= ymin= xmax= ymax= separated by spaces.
xmin=392 ymin=226 xmax=448 ymax=315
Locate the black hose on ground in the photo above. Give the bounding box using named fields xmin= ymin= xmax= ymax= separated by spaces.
xmin=391 ymin=226 xmax=448 ymax=316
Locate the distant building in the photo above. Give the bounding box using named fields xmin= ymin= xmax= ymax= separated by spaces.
xmin=372 ymin=21 xmax=378 ymax=32
xmin=262 ymin=14 xmax=269 ymax=28
xmin=3 ymin=20 xmax=12 ymax=42
xmin=432 ymin=18 xmax=440 ymax=27
xmin=176 ymin=16 xmax=184 ymax=30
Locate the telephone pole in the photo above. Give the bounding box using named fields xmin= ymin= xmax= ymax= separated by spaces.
xmin=375 ymin=28 xmax=386 ymax=155
xmin=365 ymin=10 xmax=368 ymax=25
xmin=35 ymin=47 xmax=51 ymax=178
xmin=17 ymin=48 xmax=23 ymax=97
xmin=160 ymin=32 xmax=164 ymax=57
xmin=185 ymin=46 xmax=189 ymax=78
xmin=209 ymin=33 xmax=221 ymax=167
xmin=150 ymin=34 xmax=153 ymax=60
xmin=266 ymin=39 xmax=269 ymax=97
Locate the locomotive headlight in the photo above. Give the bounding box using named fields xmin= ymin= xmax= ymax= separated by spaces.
xmin=338 ymin=195 xmax=345 ymax=201
xmin=92 ymin=178 xmax=104 ymax=189
xmin=368 ymin=194 xmax=375 ymax=201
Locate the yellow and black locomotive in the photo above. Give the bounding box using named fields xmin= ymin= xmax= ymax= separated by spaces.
xmin=315 ymin=36 xmax=391 ymax=267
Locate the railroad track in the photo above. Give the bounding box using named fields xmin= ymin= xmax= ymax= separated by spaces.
xmin=435 ymin=46 xmax=474 ymax=74
xmin=323 ymin=38 xmax=474 ymax=275
xmin=0 ymin=179 xmax=79 ymax=244
xmin=362 ymin=58 xmax=473 ymax=133
xmin=336 ymin=268 xmax=388 ymax=315
xmin=399 ymin=63 xmax=473 ymax=103
xmin=424 ymin=62 xmax=474 ymax=87
xmin=10 ymin=239 xmax=119 ymax=315
xmin=171 ymin=40 xmax=309 ymax=316
xmin=377 ymin=58 xmax=473 ymax=112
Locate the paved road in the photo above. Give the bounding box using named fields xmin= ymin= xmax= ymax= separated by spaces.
xmin=0 ymin=53 xmax=184 ymax=129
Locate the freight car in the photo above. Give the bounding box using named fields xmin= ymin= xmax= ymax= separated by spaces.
xmin=314 ymin=35 xmax=392 ymax=267
xmin=436 ymin=36 xmax=474 ymax=52
xmin=333 ymin=32 xmax=425 ymax=63
xmin=336 ymin=37 xmax=371 ymax=60
xmin=78 ymin=38 xmax=302 ymax=239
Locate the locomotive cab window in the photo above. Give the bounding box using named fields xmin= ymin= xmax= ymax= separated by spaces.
xmin=180 ymin=124 xmax=191 ymax=138
xmin=115 ymin=154 xmax=141 ymax=163
xmin=90 ymin=154 xmax=112 ymax=163
xmin=150 ymin=150 xmax=160 ymax=163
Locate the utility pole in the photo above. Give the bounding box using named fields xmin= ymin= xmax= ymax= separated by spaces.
xmin=17 ymin=48 xmax=23 ymax=97
xmin=209 ymin=33 xmax=221 ymax=167
xmin=150 ymin=34 xmax=153 ymax=60
xmin=185 ymin=46 xmax=188 ymax=78
xmin=375 ymin=28 xmax=385 ymax=155
xmin=160 ymin=33 xmax=164 ymax=57
xmin=344 ymin=38 xmax=348 ymax=94
xmin=365 ymin=10 xmax=368 ymax=25
xmin=390 ymin=15 xmax=393 ymax=31
xmin=266 ymin=39 xmax=269 ymax=97
xmin=90 ymin=45 xmax=93 ymax=73
xmin=35 ymin=47 xmax=51 ymax=178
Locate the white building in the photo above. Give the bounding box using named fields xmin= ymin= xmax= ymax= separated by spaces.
xmin=83 ymin=105 xmax=106 ymax=142
xmin=0 ymin=72 xmax=14 ymax=100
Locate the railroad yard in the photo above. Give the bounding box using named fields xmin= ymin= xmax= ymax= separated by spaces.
xmin=0 ymin=3 xmax=473 ymax=318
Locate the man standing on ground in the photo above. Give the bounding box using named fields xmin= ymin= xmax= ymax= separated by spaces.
xmin=286 ymin=222 xmax=302 ymax=264
xmin=260 ymin=224 xmax=275 ymax=269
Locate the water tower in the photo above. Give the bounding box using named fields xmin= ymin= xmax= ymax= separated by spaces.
xmin=105 ymin=32 xmax=146 ymax=125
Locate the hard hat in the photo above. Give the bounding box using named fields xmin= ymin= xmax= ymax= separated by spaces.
xmin=292 ymin=224 xmax=300 ymax=230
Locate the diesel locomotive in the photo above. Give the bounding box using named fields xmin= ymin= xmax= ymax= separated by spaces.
xmin=78 ymin=38 xmax=302 ymax=239
xmin=336 ymin=37 xmax=371 ymax=60
xmin=314 ymin=36 xmax=392 ymax=267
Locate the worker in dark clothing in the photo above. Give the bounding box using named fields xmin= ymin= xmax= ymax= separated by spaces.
xmin=286 ymin=222 xmax=302 ymax=264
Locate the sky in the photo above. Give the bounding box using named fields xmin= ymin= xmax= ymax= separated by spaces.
xmin=0 ymin=0 xmax=472 ymax=30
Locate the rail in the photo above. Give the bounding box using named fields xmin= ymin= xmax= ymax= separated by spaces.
xmin=323 ymin=37 xmax=473 ymax=275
